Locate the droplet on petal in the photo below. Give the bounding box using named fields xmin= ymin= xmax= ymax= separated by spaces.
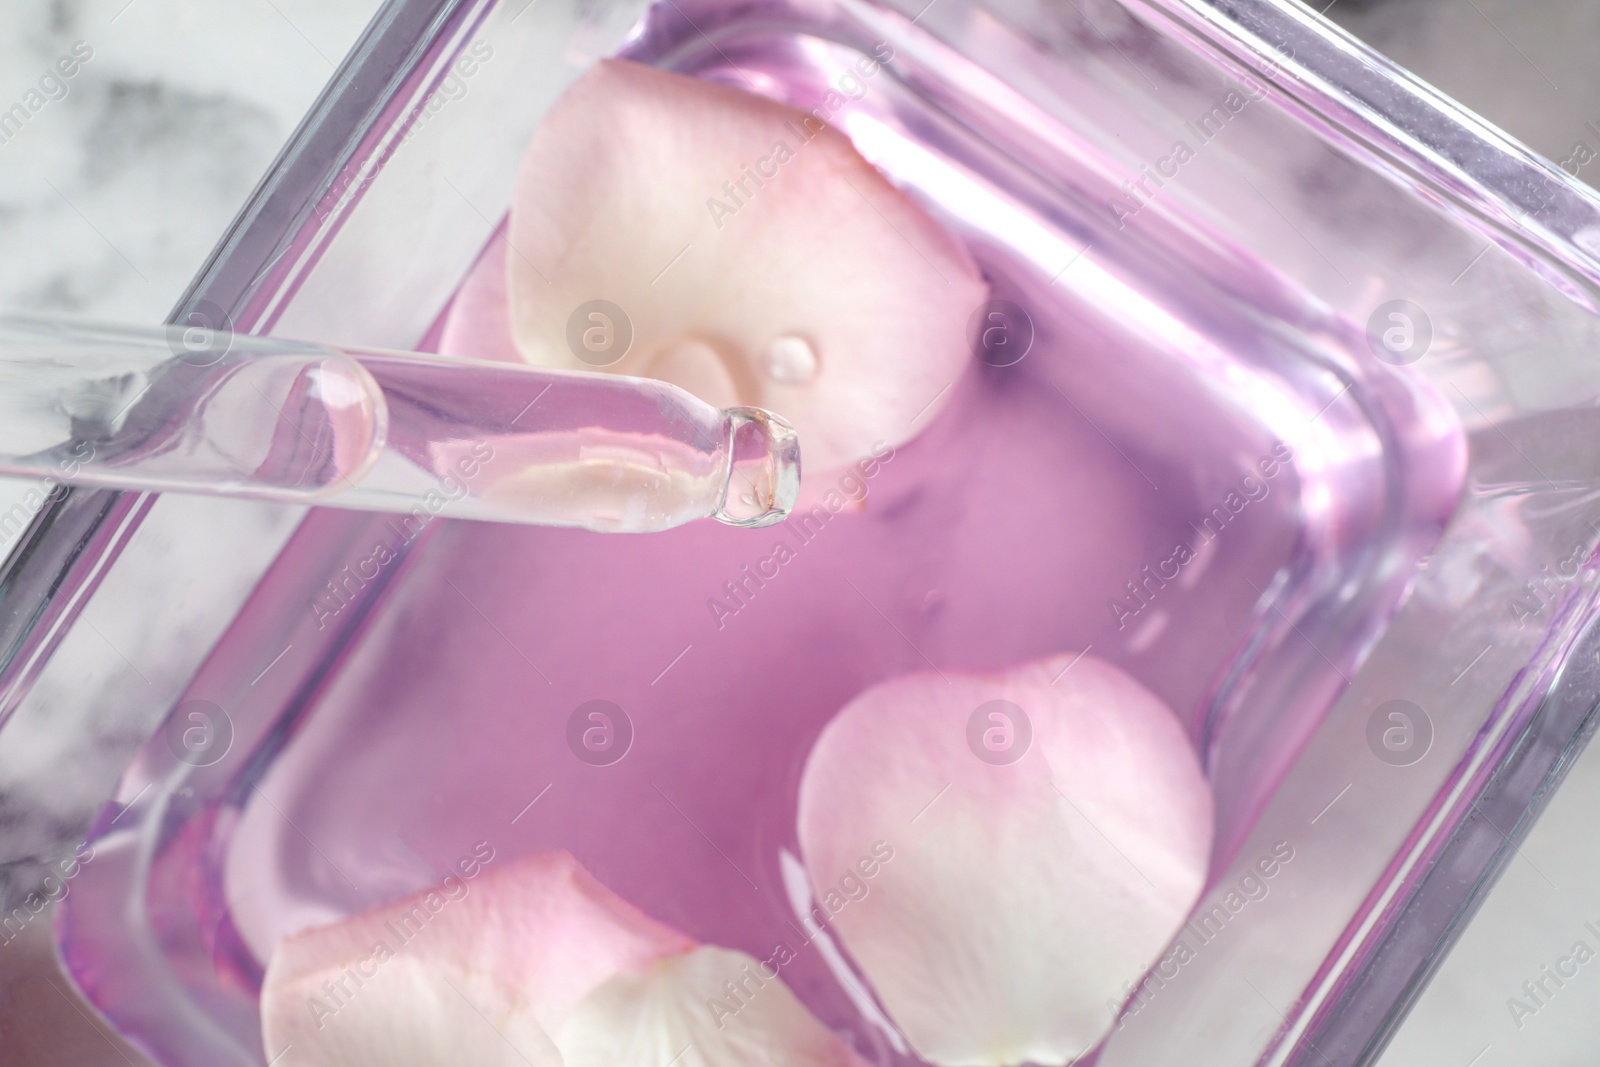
xmin=796 ymin=653 xmax=1214 ymax=1066
xmin=762 ymin=335 xmax=820 ymax=385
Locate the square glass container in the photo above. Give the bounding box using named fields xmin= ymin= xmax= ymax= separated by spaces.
xmin=3 ymin=0 xmax=1600 ymax=1065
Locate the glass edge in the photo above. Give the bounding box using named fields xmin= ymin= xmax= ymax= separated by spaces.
xmin=1110 ymin=2 xmax=1600 ymax=1061
xmin=1137 ymin=0 xmax=1600 ymax=309
xmin=177 ymin=0 xmax=470 ymax=326
xmin=1279 ymin=597 xmax=1600 ymax=1067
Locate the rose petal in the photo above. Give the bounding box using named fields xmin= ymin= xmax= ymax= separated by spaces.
xmin=796 ymin=654 xmax=1214 ymax=1066
xmin=439 ymin=217 xmax=525 ymax=366
xmin=260 ymin=851 xmax=692 ymax=1065
xmin=558 ymin=946 xmax=870 ymax=1067
xmin=504 ymin=58 xmax=987 ymax=474
xmin=262 ymin=851 xmax=869 ymax=1067
xmin=262 ymin=958 xmax=563 ymax=1067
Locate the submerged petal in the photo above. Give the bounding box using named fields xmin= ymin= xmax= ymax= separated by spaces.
xmin=796 ymin=653 xmax=1214 ymax=1066
xmin=558 ymin=946 xmax=869 ymax=1067
xmin=260 ymin=851 xmax=692 ymax=1065
xmin=262 ymin=851 xmax=869 ymax=1067
xmin=503 ymin=58 xmax=987 ymax=474
xmin=263 ymin=958 xmax=562 ymax=1067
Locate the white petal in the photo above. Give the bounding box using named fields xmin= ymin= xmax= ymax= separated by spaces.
xmin=796 ymin=654 xmax=1213 ymax=1066
xmin=557 ymin=946 xmax=869 ymax=1067
xmin=504 ymin=59 xmax=987 ymax=474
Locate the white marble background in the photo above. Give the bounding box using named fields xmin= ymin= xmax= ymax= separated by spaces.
xmin=0 ymin=0 xmax=383 ymax=525
xmin=0 ymin=1 xmax=378 ymax=1061
xmin=1 ymin=0 xmax=1599 ymax=1063
xmin=0 ymin=0 xmax=377 ymax=321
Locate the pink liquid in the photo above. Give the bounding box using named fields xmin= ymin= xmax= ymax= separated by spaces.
xmin=221 ymin=220 xmax=1357 ymax=1060
xmin=224 ymin=368 xmax=1299 ymax=1058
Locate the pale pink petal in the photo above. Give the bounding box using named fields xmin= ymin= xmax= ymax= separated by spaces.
xmin=262 ymin=852 xmax=871 ymax=1067
xmin=439 ymin=221 xmax=525 ymax=366
xmin=503 ymin=58 xmax=987 ymax=474
xmin=262 ymin=958 xmax=562 ymax=1067
xmin=260 ymin=851 xmax=692 ymax=1065
xmin=796 ymin=654 xmax=1214 ymax=1066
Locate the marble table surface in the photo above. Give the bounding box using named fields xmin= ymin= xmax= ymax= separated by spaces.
xmin=0 ymin=1 xmax=379 ymax=1061
xmin=2 ymin=0 xmax=1600 ymax=1064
